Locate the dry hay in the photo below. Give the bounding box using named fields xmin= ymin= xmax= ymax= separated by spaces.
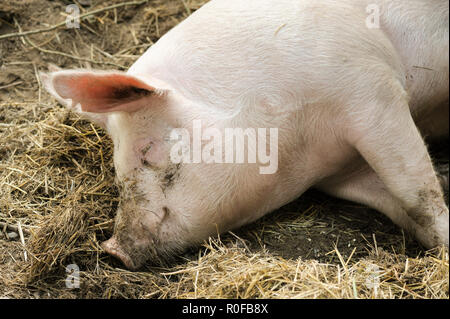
xmin=0 ymin=0 xmax=448 ymax=299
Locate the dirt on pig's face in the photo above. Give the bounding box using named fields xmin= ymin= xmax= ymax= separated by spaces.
xmin=102 ymin=169 xmax=184 ymax=269
xmin=101 ymin=110 xmax=190 ymax=269
xmin=100 ymin=108 xmax=227 ymax=269
xmin=100 ymin=107 xmax=280 ymax=270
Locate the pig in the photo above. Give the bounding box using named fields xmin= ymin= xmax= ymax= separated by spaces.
xmin=40 ymin=0 xmax=449 ymax=270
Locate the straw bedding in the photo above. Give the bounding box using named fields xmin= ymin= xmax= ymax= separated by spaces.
xmin=0 ymin=0 xmax=448 ymax=299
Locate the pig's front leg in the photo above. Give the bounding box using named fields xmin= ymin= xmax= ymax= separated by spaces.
xmin=343 ymin=91 xmax=448 ymax=248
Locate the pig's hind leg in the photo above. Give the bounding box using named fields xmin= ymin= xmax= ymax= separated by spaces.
xmin=316 ymin=161 xmax=438 ymax=248
xmin=341 ymin=87 xmax=449 ymax=249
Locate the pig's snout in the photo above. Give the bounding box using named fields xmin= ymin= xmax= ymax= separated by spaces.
xmin=101 ymin=237 xmax=139 ymax=270
xmin=101 ymin=207 xmax=164 ymax=270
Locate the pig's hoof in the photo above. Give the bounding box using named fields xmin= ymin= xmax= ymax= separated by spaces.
xmin=102 ymin=237 xmax=137 ymax=270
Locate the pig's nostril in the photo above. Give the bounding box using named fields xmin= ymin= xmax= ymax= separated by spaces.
xmin=101 ymin=237 xmax=137 ymax=270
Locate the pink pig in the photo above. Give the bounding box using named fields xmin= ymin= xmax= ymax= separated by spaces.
xmin=41 ymin=0 xmax=449 ymax=269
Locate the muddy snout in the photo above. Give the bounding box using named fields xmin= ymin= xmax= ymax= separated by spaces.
xmin=101 ymin=203 xmax=168 ymax=270
xmin=101 ymin=236 xmax=140 ymax=270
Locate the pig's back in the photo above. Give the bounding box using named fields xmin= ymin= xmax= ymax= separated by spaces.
xmin=129 ymin=0 xmax=425 ymax=112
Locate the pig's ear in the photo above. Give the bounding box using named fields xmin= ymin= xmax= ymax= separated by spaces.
xmin=40 ymin=70 xmax=159 ymax=115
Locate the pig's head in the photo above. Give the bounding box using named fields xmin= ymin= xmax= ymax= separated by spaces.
xmin=40 ymin=69 xmax=278 ymax=270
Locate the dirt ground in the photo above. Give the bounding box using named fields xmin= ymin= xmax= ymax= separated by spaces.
xmin=0 ymin=0 xmax=448 ymax=299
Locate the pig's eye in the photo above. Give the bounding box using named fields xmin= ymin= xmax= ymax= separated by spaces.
xmin=135 ymin=140 xmax=166 ymax=169
xmin=140 ymin=142 xmax=154 ymax=167
xmin=141 ymin=142 xmax=154 ymax=156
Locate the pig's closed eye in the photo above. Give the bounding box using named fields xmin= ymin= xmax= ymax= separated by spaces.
xmin=136 ymin=141 xmax=166 ymax=169
xmin=141 ymin=143 xmax=153 ymax=167
xmin=140 ymin=142 xmax=154 ymax=167
xmin=141 ymin=142 xmax=154 ymax=156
